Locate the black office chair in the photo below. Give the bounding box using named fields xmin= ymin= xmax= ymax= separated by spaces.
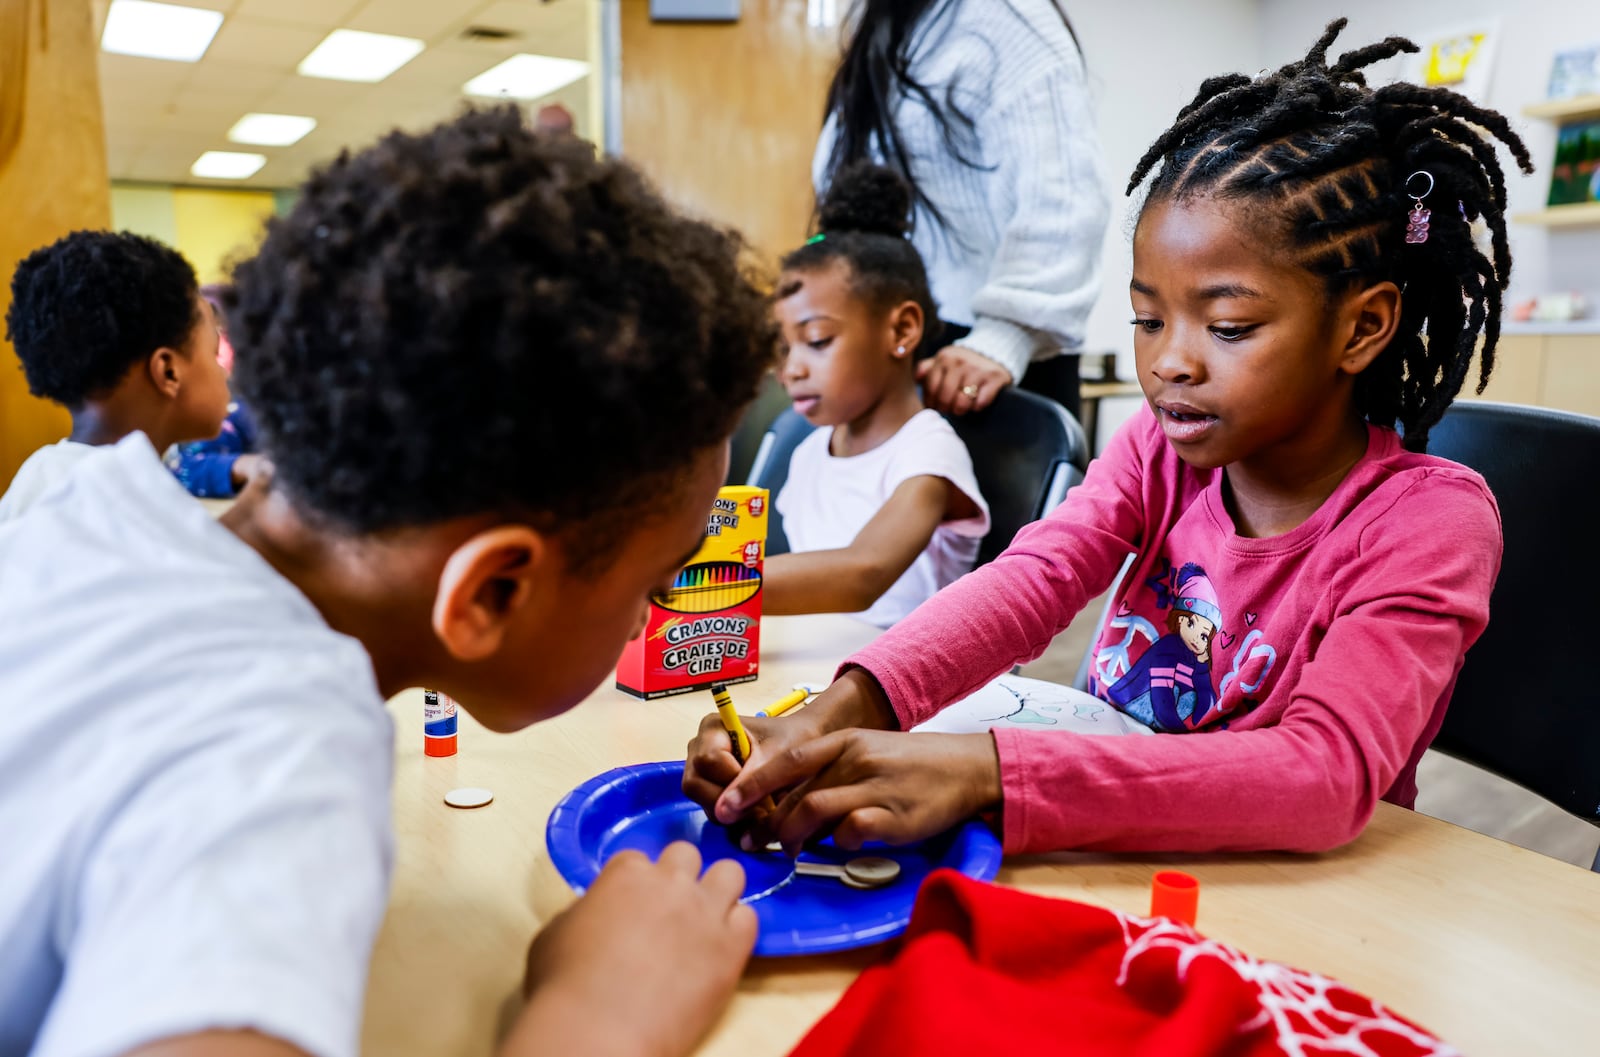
xmin=744 ymin=407 xmax=820 ymax=556
xmin=746 ymin=387 xmax=1089 ymax=565
xmin=726 ymin=372 xmax=793 ymax=488
xmin=1423 ymin=401 xmax=1600 ymax=871
xmin=948 ymin=387 xmax=1089 ymax=566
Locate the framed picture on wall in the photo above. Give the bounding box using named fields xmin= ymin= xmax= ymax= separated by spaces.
xmin=1547 ymin=120 xmax=1600 ymax=208
xmin=1548 ymin=44 xmax=1600 ymax=100
xmin=1409 ymin=18 xmax=1500 ymax=103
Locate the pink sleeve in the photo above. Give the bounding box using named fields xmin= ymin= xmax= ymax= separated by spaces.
xmin=843 ymin=413 xmax=1155 ymax=726
xmin=994 ymin=473 xmax=1501 ymax=854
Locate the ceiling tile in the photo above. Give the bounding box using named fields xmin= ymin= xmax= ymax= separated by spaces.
xmin=97 ymin=52 xmax=196 ymax=98
xmin=231 ymin=0 xmax=362 ymax=29
xmin=468 ymin=0 xmax=586 ymax=34
xmin=179 ymin=65 xmax=286 ymax=100
xmin=249 ymin=75 xmax=377 ymax=116
xmin=104 ymin=142 xmax=142 ymax=179
xmin=203 ymin=17 xmax=327 ymax=71
xmin=377 ymin=42 xmax=511 ymax=96
xmin=93 ymin=0 xmax=591 ymax=188
xmin=343 ymin=0 xmax=484 ymax=44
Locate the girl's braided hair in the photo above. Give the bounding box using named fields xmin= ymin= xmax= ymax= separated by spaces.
xmin=1127 ymin=18 xmax=1534 ymax=450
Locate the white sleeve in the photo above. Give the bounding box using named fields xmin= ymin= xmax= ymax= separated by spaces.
xmin=962 ymin=66 xmax=1111 ymax=379
xmin=32 ymin=686 xmax=394 ymax=1057
xmin=884 ymin=416 xmax=990 ymax=539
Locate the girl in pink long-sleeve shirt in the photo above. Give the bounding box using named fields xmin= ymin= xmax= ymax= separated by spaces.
xmin=685 ymin=20 xmax=1533 ymax=855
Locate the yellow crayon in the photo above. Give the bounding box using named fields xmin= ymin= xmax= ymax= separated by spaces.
xmin=709 ymin=684 xmax=778 ymax=818
xmin=757 ymin=687 xmax=809 ymax=719
xmin=711 ymin=684 xmax=752 ymax=763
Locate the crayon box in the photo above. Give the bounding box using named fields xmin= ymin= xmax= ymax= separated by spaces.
xmin=615 ymin=485 xmax=768 ymax=700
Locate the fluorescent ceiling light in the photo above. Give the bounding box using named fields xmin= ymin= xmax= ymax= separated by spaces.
xmin=191 ymin=151 xmax=267 ymax=179
xmin=228 ymin=113 xmax=318 ymax=146
xmin=101 ymin=0 xmax=223 ymax=62
xmin=463 ymin=54 xmax=590 ymax=100
xmin=297 ymin=28 xmax=425 ymax=82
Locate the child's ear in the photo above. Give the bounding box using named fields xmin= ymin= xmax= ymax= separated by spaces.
xmin=147 ymin=347 xmax=183 ymax=398
xmin=431 ymin=525 xmax=551 ymax=661
xmin=889 ymin=300 xmax=924 ymax=359
xmin=1338 ymin=281 xmax=1401 ymax=375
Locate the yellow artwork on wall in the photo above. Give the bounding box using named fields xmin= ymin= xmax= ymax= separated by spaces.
xmin=1424 ymin=32 xmax=1486 ymax=86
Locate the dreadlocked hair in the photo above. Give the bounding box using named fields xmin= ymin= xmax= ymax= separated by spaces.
xmin=779 ymin=162 xmax=939 ymax=357
xmin=1125 ymin=18 xmax=1534 ymax=452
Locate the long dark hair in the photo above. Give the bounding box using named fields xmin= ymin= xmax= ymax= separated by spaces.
xmin=821 ymin=0 xmax=1081 ymax=235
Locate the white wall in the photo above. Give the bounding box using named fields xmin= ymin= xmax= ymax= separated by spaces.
xmin=1070 ymin=0 xmax=1261 ymax=444
xmin=1258 ymin=0 xmax=1600 ymax=311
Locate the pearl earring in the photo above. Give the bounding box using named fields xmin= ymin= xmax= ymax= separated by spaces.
xmin=894 ymin=345 xmax=907 ymax=357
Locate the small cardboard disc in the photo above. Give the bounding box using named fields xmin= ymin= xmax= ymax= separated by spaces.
xmin=444 ymin=786 xmax=494 ymax=809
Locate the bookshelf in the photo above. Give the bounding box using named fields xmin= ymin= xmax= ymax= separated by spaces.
xmin=1512 ymin=201 xmax=1600 ymax=228
xmin=1523 ymin=94 xmax=1600 ymax=123
xmin=1516 ymin=95 xmax=1600 ymax=228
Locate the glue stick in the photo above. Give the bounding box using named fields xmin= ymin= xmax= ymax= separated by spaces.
xmin=423 ymin=689 xmax=458 ymax=757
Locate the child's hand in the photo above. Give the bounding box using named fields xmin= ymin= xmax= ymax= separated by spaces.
xmin=720 ymin=729 xmax=1002 ymax=854
xmin=681 ymin=669 xmax=900 ymax=824
xmin=681 ymin=710 xmax=821 ymax=824
xmin=508 ymin=843 xmax=756 ymax=1057
xmin=229 ymin=453 xmax=265 ymax=489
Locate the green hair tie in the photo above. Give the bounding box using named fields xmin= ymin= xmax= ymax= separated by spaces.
xmin=805 ymin=233 xmax=826 ymax=245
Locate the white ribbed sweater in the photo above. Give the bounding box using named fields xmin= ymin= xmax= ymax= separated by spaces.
xmin=813 ymin=0 xmax=1111 ymax=382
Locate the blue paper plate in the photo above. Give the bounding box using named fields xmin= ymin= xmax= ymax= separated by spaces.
xmin=546 ymin=761 xmax=1003 ymax=957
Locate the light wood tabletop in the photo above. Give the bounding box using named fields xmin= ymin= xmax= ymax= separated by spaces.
xmin=362 ymin=614 xmax=1600 ymax=1057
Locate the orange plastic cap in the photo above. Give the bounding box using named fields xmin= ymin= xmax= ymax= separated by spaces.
xmin=1150 ymin=870 xmax=1199 ymax=925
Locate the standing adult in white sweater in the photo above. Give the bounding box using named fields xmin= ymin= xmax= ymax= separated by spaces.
xmin=813 ymin=0 xmax=1109 ymax=420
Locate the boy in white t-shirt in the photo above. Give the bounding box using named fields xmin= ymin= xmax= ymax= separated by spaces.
xmin=0 ymin=107 xmax=775 ymax=1057
xmin=765 ymin=165 xmax=989 ymax=627
xmin=0 ymin=230 xmax=231 ymax=521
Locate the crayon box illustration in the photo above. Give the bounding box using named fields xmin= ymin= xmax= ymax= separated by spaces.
xmin=615 ymin=486 xmax=768 ymax=699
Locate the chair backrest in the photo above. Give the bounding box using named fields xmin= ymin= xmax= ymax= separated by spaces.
xmin=1424 ymin=401 xmax=1600 ymax=828
xmin=948 ymin=387 xmax=1089 ymax=566
xmin=726 ymin=372 xmax=793 ymax=487
xmin=745 ymin=407 xmax=819 ymax=556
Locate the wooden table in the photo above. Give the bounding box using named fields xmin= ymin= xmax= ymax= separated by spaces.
xmin=363 ymin=615 xmax=1600 ymax=1057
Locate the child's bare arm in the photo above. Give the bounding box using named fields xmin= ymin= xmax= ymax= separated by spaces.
xmin=762 ymin=475 xmax=971 ymax=615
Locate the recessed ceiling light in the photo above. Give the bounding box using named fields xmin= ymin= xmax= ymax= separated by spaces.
xmin=101 ymin=0 xmax=223 ymax=63
xmin=191 ymin=151 xmax=267 ymax=179
xmin=227 ymin=113 xmax=318 ymax=147
xmin=297 ymin=28 xmax=425 ymax=83
xmin=463 ymin=54 xmax=590 ymax=100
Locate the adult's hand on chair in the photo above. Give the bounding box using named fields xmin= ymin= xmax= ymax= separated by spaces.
xmin=719 ymin=729 xmax=1003 ymax=854
xmin=917 ymin=346 xmax=1012 ymax=415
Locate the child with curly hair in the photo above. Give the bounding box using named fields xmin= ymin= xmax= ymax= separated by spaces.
xmin=0 ymin=108 xmax=775 ymax=1057
xmin=1 ymin=230 xmax=231 ymax=520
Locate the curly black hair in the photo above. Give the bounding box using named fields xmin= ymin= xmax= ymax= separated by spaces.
xmin=6 ymin=230 xmax=200 ymax=408
xmin=225 ymin=105 xmax=777 ymax=569
xmin=1126 ymin=18 xmax=1534 ymax=451
xmin=779 ymin=162 xmax=938 ymax=356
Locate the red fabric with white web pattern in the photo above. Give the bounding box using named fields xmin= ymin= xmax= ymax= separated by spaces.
xmin=787 ymin=870 xmax=1458 ymax=1057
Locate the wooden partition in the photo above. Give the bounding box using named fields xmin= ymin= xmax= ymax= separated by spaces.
xmin=0 ymin=0 xmax=111 ymax=488
xmin=618 ymin=0 xmax=839 ymax=266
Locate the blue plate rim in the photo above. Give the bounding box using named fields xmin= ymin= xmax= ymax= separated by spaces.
xmin=545 ymin=760 xmax=1003 ymax=956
